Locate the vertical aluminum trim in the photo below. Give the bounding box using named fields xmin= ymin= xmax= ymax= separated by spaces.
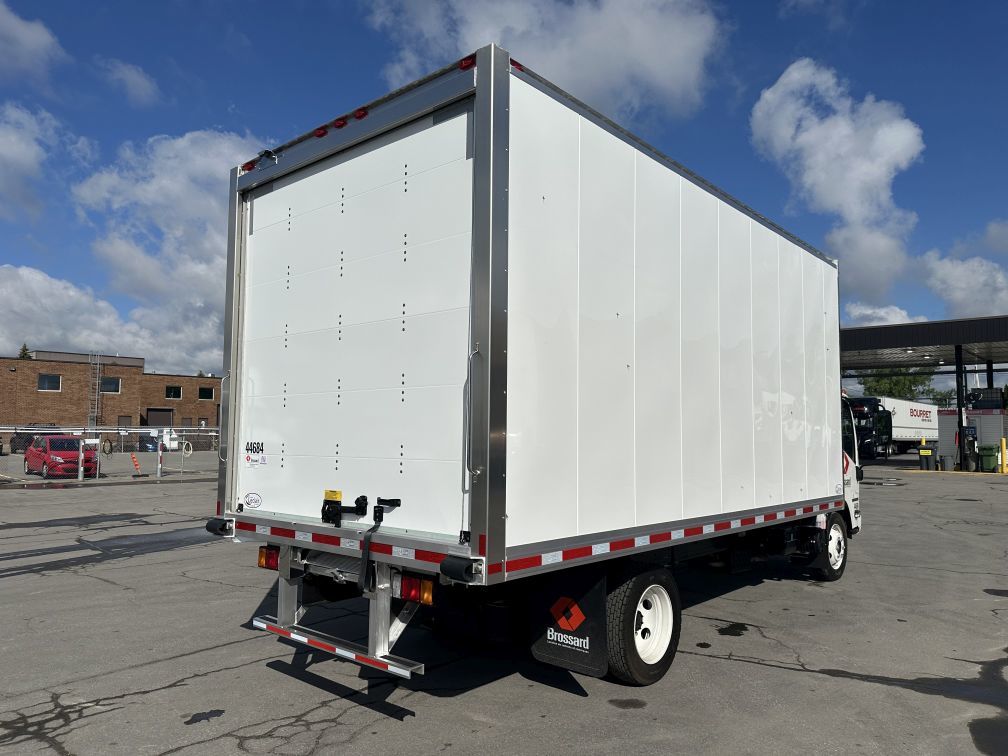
xmin=468 ymin=44 xmax=511 ymax=580
xmin=218 ymin=167 xmax=241 ymax=514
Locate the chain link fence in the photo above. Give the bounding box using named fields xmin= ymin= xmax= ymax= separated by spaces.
xmin=0 ymin=426 xmax=221 ymax=484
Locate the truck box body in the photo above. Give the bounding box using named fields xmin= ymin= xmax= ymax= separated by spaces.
xmin=220 ymin=46 xmax=847 ymax=585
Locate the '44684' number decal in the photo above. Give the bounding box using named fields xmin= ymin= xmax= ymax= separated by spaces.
xmin=245 ymin=441 xmax=264 ymax=455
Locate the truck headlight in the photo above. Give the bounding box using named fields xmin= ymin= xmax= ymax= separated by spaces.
xmin=51 ymin=455 xmax=65 ymax=463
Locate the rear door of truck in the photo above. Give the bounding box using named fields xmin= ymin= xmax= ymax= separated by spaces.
xmin=230 ymin=103 xmax=474 ymax=540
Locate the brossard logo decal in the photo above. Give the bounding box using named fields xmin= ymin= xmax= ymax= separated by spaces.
xmin=547 ymin=597 xmax=589 ymax=652
xmin=244 ymin=492 xmax=262 ymax=509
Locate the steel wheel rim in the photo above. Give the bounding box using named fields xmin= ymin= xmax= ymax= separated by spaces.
xmin=828 ymin=523 xmax=845 ymax=570
xmin=634 ymin=584 xmax=674 ymax=664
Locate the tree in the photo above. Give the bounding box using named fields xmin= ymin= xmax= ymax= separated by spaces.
xmin=197 ymin=370 xmax=206 ymax=377
xmin=17 ymin=343 xmax=30 ymax=359
xmin=855 ymin=366 xmax=935 ymax=400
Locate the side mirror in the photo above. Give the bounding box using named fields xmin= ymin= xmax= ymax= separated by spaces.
xmin=856 ymin=465 xmax=864 ymax=482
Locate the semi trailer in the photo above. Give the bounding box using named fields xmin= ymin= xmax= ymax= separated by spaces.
xmin=849 ymin=396 xmax=938 ymax=457
xmin=207 ymin=44 xmax=863 ymax=686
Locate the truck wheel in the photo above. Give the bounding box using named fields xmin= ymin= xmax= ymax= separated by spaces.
xmin=814 ymin=513 xmax=847 ymax=581
xmin=606 ymin=567 xmax=681 ymax=686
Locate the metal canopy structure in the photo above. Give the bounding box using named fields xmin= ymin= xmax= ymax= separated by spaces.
xmin=840 ymin=315 xmax=1008 ymax=467
xmin=840 ymin=315 xmax=1008 ymax=372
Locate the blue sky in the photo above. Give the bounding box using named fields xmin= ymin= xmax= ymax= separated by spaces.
xmin=0 ymin=0 xmax=1006 ymax=373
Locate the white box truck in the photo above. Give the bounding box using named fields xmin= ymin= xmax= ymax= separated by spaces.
xmin=207 ymin=45 xmax=863 ymax=685
xmin=848 ymin=396 xmax=937 ymax=457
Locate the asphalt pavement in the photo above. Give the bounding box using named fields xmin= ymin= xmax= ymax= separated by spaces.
xmin=0 ymin=466 xmax=1005 ymax=754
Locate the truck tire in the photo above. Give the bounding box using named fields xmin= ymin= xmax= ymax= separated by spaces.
xmin=606 ymin=567 xmax=681 ymax=686
xmin=814 ymin=513 xmax=847 ymax=581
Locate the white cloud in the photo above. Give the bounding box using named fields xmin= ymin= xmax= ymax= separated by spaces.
xmin=825 ymin=224 xmax=908 ymax=302
xmin=0 ymin=265 xmax=153 ymax=358
xmin=366 ymin=0 xmax=722 ymax=121
xmin=0 ymin=102 xmax=60 ymax=220
xmin=751 ymin=58 xmax=923 ymax=303
xmin=921 ymin=250 xmax=1008 ymax=319
xmin=65 ymin=128 xmax=262 ymax=373
xmin=96 ymin=57 xmax=161 ymax=107
xmin=0 ymin=1 xmax=67 ymax=86
xmin=844 ymin=301 xmax=926 ymax=327
xmin=983 ymin=219 xmax=1008 ymax=254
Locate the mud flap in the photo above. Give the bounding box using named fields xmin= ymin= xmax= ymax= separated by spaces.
xmin=530 ymin=568 xmax=608 ymax=677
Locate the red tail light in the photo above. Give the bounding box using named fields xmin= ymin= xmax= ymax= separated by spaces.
xmin=313 ymin=127 xmax=328 ymax=138
xmin=353 ymin=107 xmax=368 ymax=120
xmin=459 ymin=54 xmax=476 ymax=71
xmin=241 ymin=159 xmax=258 ymax=172
xmin=399 ymin=574 xmax=434 ymax=605
xmin=258 ymin=545 xmax=279 ymax=570
xmin=332 ymin=117 xmax=348 ymax=128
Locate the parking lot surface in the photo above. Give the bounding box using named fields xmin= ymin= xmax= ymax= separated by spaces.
xmin=0 ymin=469 xmax=1005 ymax=754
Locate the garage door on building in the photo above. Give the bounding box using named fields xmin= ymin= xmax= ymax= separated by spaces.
xmin=146 ymin=408 xmax=173 ymax=427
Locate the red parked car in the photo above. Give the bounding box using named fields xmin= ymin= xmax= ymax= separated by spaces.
xmin=24 ymin=435 xmax=97 ymax=478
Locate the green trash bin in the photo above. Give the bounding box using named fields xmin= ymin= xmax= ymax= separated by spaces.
xmin=979 ymin=444 xmax=999 ymax=473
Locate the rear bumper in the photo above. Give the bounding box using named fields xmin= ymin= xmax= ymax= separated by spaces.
xmin=252 ymin=615 xmax=423 ymax=679
xmin=227 ymin=514 xmax=483 ymax=582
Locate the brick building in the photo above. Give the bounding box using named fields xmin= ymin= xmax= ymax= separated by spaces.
xmin=0 ymin=350 xmax=222 ymax=432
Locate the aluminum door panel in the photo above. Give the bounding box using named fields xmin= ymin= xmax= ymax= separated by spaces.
xmin=235 ymin=112 xmax=471 ymax=534
xmin=751 ymin=225 xmax=784 ymax=507
xmin=634 ymin=154 xmax=684 ymax=526
xmin=718 ymin=204 xmax=755 ymax=514
xmin=576 ymin=119 xmax=636 ymax=536
xmin=681 ymin=182 xmax=722 ymax=518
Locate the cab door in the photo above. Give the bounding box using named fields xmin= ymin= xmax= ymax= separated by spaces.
xmin=841 ymin=402 xmax=862 ymax=529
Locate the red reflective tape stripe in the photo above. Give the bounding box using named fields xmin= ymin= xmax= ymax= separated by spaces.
xmin=266 ymin=624 xmax=291 ymax=638
xmin=803 ymin=507 xmax=814 ymax=514
xmin=272 ymin=527 xmax=295 ymax=539
xmin=740 ymin=516 xmax=756 ymax=526
xmin=506 ymin=555 xmax=541 ymax=572
xmin=818 ymin=503 xmax=828 ymax=511
xmin=714 ymin=521 xmax=731 ymax=532
xmin=415 ymin=549 xmax=446 ymax=564
xmin=785 ymin=509 xmax=797 ymax=518
xmin=835 ymin=500 xmax=844 ymax=508
xmin=562 ymin=545 xmax=592 ymax=561
xmin=370 ymin=542 xmax=393 ymax=555
xmin=764 ymin=512 xmax=778 ymax=521
xmin=650 ymin=532 xmax=672 ymax=544
xmin=610 ymin=538 xmax=634 ymax=551
xmin=312 ymin=532 xmax=341 ymax=547
xmin=307 ymin=638 xmax=335 ymax=653
xmin=487 ymin=561 xmax=503 ymax=575
xmin=684 ymin=526 xmax=703 ymax=537
xmin=355 ymin=654 xmax=389 ymax=670
xmin=478 ymin=533 xmax=486 ymax=556
xmin=235 ymin=521 xmax=255 ymax=531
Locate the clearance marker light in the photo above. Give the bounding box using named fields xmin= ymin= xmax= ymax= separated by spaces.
xmin=332 ymin=117 xmax=348 ymax=129
xmin=241 ymin=159 xmax=258 ymax=173
xmin=353 ymin=107 xmax=368 ymax=120
xmin=459 ymin=54 xmax=476 ymax=71
xmin=313 ymin=127 xmax=328 ymax=138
